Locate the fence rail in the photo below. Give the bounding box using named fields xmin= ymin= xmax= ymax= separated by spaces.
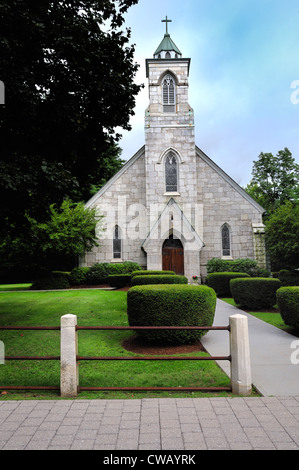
xmin=0 ymin=315 xmax=252 ymax=396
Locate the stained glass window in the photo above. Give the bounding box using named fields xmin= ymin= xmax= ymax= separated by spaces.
xmin=162 ymin=74 xmax=175 ymax=112
xmin=222 ymin=224 xmax=230 ymax=256
xmin=113 ymin=225 xmax=121 ymax=259
xmin=165 ymin=153 xmax=178 ymax=192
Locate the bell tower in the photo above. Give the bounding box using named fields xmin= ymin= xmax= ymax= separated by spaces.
xmin=144 ymin=17 xmax=197 ymax=219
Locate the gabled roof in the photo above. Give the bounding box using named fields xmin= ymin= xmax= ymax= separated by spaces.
xmin=84 ymin=145 xmax=145 ymax=209
xmin=195 ymin=146 xmax=265 ymax=214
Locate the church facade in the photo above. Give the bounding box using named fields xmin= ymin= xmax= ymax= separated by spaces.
xmin=81 ymin=21 xmax=267 ymax=281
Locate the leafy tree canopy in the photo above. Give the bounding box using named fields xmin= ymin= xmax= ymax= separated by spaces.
xmin=265 ymin=202 xmax=299 ymax=271
xmin=0 ymin=0 xmax=141 ymax=227
xmin=245 ymin=148 xmax=299 ymax=214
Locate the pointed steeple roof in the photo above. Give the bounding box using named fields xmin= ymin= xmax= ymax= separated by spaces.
xmin=153 ymin=16 xmax=182 ymax=59
xmin=154 ymin=33 xmax=182 ymax=57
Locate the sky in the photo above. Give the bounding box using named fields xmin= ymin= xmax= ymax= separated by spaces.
xmin=116 ymin=0 xmax=299 ymax=187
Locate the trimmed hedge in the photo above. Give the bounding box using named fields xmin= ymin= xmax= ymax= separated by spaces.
xmin=85 ymin=262 xmax=142 ymax=285
xmin=108 ymin=274 xmax=131 ymax=288
xmin=206 ymin=272 xmax=250 ymax=297
xmin=131 ymin=274 xmax=188 ymax=286
xmin=207 ymin=257 xmax=270 ymax=277
xmin=277 ymin=287 xmax=299 ymax=330
xmin=230 ymin=278 xmax=281 ymax=310
xmin=31 ymin=274 xmax=70 ymax=290
xmin=131 ymin=270 xmax=175 ymax=278
xmin=127 ymin=284 xmax=216 ymax=345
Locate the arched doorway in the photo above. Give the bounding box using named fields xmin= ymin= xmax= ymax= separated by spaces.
xmin=162 ymin=235 xmax=184 ymax=275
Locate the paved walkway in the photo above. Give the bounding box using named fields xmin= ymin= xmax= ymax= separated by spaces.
xmin=202 ymin=299 xmax=299 ymax=397
xmin=0 ymin=299 xmax=299 ymax=451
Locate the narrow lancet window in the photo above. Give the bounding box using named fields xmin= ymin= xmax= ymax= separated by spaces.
xmin=165 ymin=153 xmax=178 ymax=192
xmin=162 ymin=74 xmax=175 ymax=112
xmin=222 ymin=224 xmax=231 ymax=257
xmin=113 ymin=225 xmax=121 ymax=259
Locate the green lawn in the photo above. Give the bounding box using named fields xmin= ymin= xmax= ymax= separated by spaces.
xmin=0 ymin=284 xmax=32 ymax=291
xmin=0 ymin=289 xmax=234 ymax=400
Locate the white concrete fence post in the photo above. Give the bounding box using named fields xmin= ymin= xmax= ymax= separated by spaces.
xmin=60 ymin=314 xmax=78 ymax=397
xmin=229 ymin=314 xmax=252 ymax=396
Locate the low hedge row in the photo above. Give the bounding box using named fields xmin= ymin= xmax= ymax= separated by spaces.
xmin=131 ymin=274 xmax=188 ymax=287
xmin=107 ymin=274 xmax=131 ymax=288
xmin=131 ymin=270 xmax=175 ymax=278
xmin=31 ymin=271 xmax=71 ymax=290
xmin=277 ymin=287 xmax=299 ymax=330
xmin=207 ymin=257 xmax=270 ymax=277
xmin=230 ymin=278 xmax=281 ymax=309
xmin=127 ymin=284 xmax=216 ymax=345
xmin=206 ymin=272 xmax=250 ymax=297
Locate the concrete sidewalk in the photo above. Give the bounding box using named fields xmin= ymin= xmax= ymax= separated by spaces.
xmin=202 ymin=299 xmax=299 ymax=397
xmin=0 ymin=396 xmax=299 ymax=450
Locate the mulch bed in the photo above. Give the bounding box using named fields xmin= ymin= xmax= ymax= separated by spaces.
xmin=122 ymin=335 xmax=205 ymax=356
xmin=70 ymin=284 xmax=130 ymax=291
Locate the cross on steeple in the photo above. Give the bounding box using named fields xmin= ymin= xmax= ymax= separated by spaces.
xmin=162 ymin=16 xmax=172 ymax=34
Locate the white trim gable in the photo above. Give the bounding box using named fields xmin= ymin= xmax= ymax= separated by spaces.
xmin=142 ymin=198 xmax=204 ymax=252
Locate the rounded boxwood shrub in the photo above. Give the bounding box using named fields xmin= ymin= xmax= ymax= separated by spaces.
xmin=206 ymin=272 xmax=250 ymax=297
xmin=127 ymin=284 xmax=216 ymax=345
xmin=131 ymin=270 xmax=175 ymax=278
xmin=277 ymin=287 xmax=299 ymax=330
xmin=108 ymin=274 xmax=131 ymax=288
xmin=230 ymin=278 xmax=281 ymax=310
xmin=131 ymin=274 xmax=188 ymax=286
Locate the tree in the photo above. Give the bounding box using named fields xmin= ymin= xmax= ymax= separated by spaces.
xmin=0 ymin=0 xmax=141 ymax=278
xmin=0 ymin=0 xmax=141 ymax=223
xmin=27 ymin=199 xmax=101 ymax=259
xmin=245 ymin=148 xmax=299 ymax=214
xmin=265 ymin=202 xmax=299 ymax=271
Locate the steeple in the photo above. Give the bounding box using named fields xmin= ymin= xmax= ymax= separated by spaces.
xmin=153 ymin=16 xmax=182 ymax=59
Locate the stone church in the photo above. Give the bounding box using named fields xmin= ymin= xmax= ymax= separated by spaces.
xmin=81 ymin=20 xmax=267 ymax=281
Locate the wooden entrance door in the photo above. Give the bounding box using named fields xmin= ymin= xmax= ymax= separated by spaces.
xmin=162 ymin=237 xmax=184 ymax=275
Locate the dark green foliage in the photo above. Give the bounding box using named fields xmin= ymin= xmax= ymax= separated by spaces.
xmin=131 ymin=275 xmax=188 ymax=286
xmin=230 ymin=278 xmax=281 ymax=310
xmin=85 ymin=262 xmax=142 ymax=285
xmin=206 ymin=272 xmax=250 ymax=297
xmin=109 ymin=262 xmax=142 ymax=275
xmin=69 ymin=267 xmax=90 ymax=286
xmin=127 ymin=285 xmax=216 ymax=345
xmin=85 ymin=263 xmax=110 ymax=285
xmin=31 ymin=274 xmax=70 ymax=290
xmin=277 ymin=287 xmax=299 ymax=330
xmin=277 ymin=270 xmax=299 ymax=287
xmin=206 ymin=258 xmax=269 ymax=277
xmin=265 ymin=202 xmax=299 ymax=270
xmin=131 ymin=270 xmax=175 ymax=278
xmin=108 ymin=274 xmax=131 ymax=288
xmin=0 ymin=0 xmax=141 ymax=277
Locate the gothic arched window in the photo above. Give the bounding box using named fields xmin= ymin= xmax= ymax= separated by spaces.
xmin=162 ymin=74 xmax=176 ymax=113
xmin=221 ymin=224 xmax=231 ymax=257
xmin=113 ymin=225 xmax=122 ymax=259
xmin=165 ymin=152 xmax=178 ymax=192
